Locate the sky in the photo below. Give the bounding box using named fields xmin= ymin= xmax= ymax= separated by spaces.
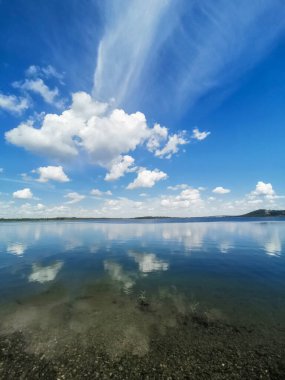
xmin=0 ymin=0 xmax=285 ymax=218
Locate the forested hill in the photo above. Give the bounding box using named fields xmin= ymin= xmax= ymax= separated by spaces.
xmin=242 ymin=209 xmax=285 ymax=217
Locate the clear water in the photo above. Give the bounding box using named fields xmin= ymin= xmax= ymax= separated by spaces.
xmin=0 ymin=219 xmax=285 ymax=378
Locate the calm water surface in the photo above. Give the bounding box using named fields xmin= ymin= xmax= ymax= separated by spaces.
xmin=0 ymin=219 xmax=285 ymax=378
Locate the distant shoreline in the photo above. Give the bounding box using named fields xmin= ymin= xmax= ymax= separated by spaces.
xmin=1 ymin=209 xmax=285 ymax=222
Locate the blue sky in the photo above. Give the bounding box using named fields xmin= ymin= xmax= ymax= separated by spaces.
xmin=0 ymin=0 xmax=285 ymax=217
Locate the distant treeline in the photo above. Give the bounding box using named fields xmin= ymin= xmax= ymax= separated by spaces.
xmin=241 ymin=209 xmax=285 ymax=217
xmin=0 ymin=209 xmax=285 ymax=222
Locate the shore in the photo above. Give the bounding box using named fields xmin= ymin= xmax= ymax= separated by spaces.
xmin=0 ymin=309 xmax=284 ymax=379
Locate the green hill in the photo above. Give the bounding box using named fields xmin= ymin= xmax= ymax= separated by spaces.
xmin=242 ymin=209 xmax=285 ymax=217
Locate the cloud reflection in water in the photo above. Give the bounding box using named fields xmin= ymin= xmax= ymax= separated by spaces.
xmin=7 ymin=242 xmax=27 ymax=256
xmin=28 ymin=261 xmax=64 ymax=283
xmin=128 ymin=250 xmax=169 ymax=273
xmin=104 ymin=260 xmax=135 ymax=293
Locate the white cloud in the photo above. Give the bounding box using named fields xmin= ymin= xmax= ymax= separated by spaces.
xmin=213 ymin=186 xmax=231 ymax=194
xmin=79 ymin=108 xmax=149 ymax=166
xmin=161 ymin=187 xmax=203 ymax=209
xmin=64 ymin=192 xmax=85 ymax=204
xmin=154 ymin=133 xmax=188 ymax=159
xmin=179 ymin=188 xmax=202 ymax=201
xmin=0 ymin=93 xmax=29 ymax=114
xmin=6 ymin=91 xmax=185 ymax=176
xmin=13 ymin=188 xmax=33 ymax=199
xmin=248 ymin=199 xmax=263 ymax=204
xmin=146 ymin=123 xmax=168 ymax=152
xmin=251 ymin=181 xmax=275 ymax=198
xmin=26 ymin=65 xmax=64 ymax=83
xmin=29 ymin=261 xmax=63 ymax=283
xmin=167 ymin=184 xmax=188 ymax=191
xmin=42 ymin=65 xmax=64 ymax=81
xmin=94 ymin=1 xmax=285 ymax=115
xmin=5 ymin=92 xmax=146 ymax=164
xmin=93 ymin=0 xmax=175 ymax=106
xmin=36 ymin=203 xmax=45 ymax=210
xmin=105 ymin=155 xmax=135 ymax=181
xmin=13 ymin=78 xmax=61 ymax=107
xmin=25 ymin=65 xmax=39 ymax=77
xmin=35 ymin=165 xmax=70 ymax=183
xmin=2 ymin=179 xmax=284 ymax=219
xmin=147 ymin=124 xmax=188 ymax=159
xmin=127 ymin=169 xmax=167 ymax=189
xmin=192 ymin=128 xmax=210 ymax=141
xmin=90 ymin=188 xmax=112 ymax=197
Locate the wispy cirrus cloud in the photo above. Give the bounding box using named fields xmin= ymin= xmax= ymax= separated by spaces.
xmin=94 ymin=0 xmax=285 ymax=114
xmin=93 ymin=0 xmax=176 ymax=107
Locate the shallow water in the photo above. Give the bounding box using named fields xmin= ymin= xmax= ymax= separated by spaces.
xmin=0 ymin=219 xmax=285 ymax=379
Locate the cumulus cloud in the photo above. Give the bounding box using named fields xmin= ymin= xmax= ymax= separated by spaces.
xmin=13 ymin=188 xmax=33 ymax=199
xmin=6 ymin=91 xmax=186 ymax=176
xmin=101 ymin=198 xmax=144 ymax=213
xmin=5 ymin=92 xmax=146 ymax=164
xmin=105 ymin=155 xmax=135 ymax=181
xmin=179 ymin=188 xmax=203 ymax=201
xmin=127 ymin=169 xmax=167 ymax=189
xmin=146 ymin=123 xmax=168 ymax=152
xmin=147 ymin=124 xmax=188 ymax=159
xmin=251 ymin=181 xmax=275 ymax=198
xmin=13 ymin=78 xmax=61 ymax=107
xmin=64 ymin=192 xmax=85 ymax=204
xmin=35 ymin=165 xmax=69 ymax=183
xmin=213 ymin=186 xmax=231 ymax=194
xmin=0 ymin=93 xmax=29 ymax=114
xmin=192 ymin=128 xmax=211 ymax=141
xmin=90 ymin=188 xmax=112 ymax=196
xmin=161 ymin=187 xmax=203 ymax=209
xmin=154 ymin=133 xmax=188 ymax=159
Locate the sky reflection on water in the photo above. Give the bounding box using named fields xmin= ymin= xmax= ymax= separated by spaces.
xmin=1 ymin=220 xmax=284 ymax=259
xmin=0 ymin=220 xmax=284 ymax=305
xmin=0 ymin=220 xmax=284 ymax=359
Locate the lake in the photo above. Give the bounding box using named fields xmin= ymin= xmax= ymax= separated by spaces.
xmin=0 ymin=219 xmax=285 ymax=379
